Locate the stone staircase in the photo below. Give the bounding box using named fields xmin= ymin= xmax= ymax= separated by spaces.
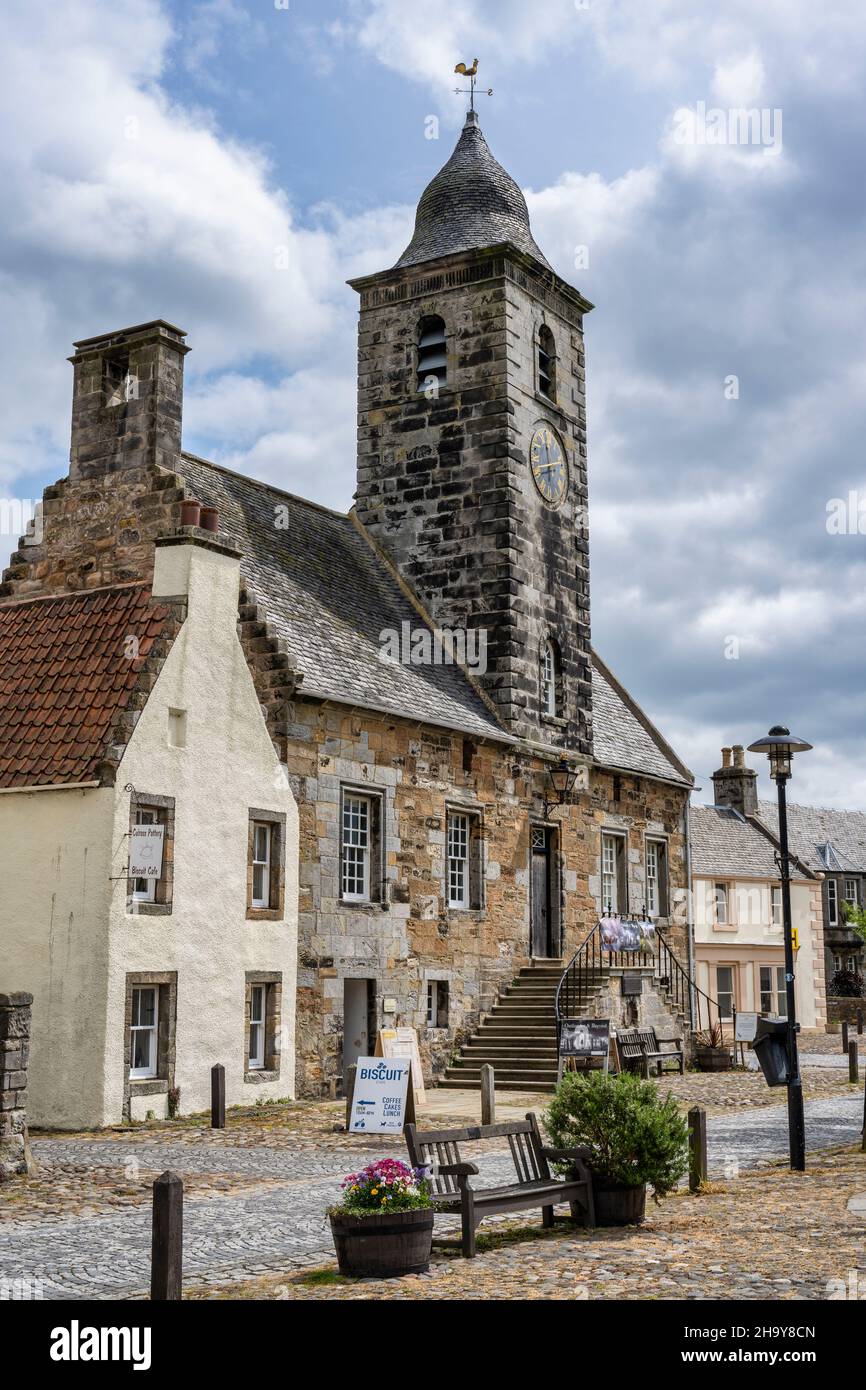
xmin=439 ymin=952 xmax=692 ymax=1094
xmin=439 ymin=961 xmax=604 ymax=1093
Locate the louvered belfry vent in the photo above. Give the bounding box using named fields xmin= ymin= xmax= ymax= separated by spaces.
xmin=416 ymin=315 xmax=447 ymax=393
xmin=538 ymin=324 xmax=555 ymax=401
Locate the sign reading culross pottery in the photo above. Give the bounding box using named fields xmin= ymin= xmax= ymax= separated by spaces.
xmin=560 ymin=1018 xmax=611 ymax=1058
xmin=129 ymin=824 xmax=164 ymax=881
xmin=349 ymin=1057 xmax=411 ymax=1134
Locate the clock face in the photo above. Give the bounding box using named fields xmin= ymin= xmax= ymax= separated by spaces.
xmin=529 ymin=425 xmax=568 ymax=507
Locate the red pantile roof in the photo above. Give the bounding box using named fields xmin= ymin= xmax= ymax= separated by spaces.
xmin=0 ymin=584 xmax=174 ymax=789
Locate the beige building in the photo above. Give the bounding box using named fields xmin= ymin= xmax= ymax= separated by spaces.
xmin=0 ymin=527 xmax=299 ymax=1128
xmin=691 ymin=749 xmax=825 ymax=1033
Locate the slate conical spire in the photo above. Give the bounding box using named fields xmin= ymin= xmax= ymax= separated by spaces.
xmin=395 ymin=110 xmax=551 ymax=270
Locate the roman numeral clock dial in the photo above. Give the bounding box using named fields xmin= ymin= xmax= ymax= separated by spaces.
xmin=529 ymin=425 xmax=568 ymax=507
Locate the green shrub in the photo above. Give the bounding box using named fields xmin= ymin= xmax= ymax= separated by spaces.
xmin=545 ymin=1071 xmax=688 ymax=1197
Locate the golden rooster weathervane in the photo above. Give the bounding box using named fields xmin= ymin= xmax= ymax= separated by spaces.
xmin=454 ymin=58 xmax=492 ymax=114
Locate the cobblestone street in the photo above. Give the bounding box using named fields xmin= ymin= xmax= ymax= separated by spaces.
xmin=1 ymin=1075 xmax=864 ymax=1301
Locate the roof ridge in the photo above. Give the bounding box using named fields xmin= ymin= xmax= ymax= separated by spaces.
xmin=0 ymin=580 xmax=149 ymax=611
xmin=179 ymin=452 xmax=351 ymax=522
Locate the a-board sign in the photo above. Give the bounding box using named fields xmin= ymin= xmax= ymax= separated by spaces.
xmin=376 ymin=1027 xmax=425 ymax=1102
xmin=348 ymin=1057 xmax=411 ymax=1134
xmin=559 ymin=1018 xmax=610 ymax=1058
xmin=129 ymin=824 xmax=164 ymax=882
xmin=735 ymin=1012 xmax=759 ymax=1042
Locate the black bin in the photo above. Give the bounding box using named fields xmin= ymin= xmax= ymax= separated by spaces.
xmin=753 ymin=1017 xmax=790 ymax=1087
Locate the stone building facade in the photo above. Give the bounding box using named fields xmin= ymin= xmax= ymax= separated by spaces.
xmin=1 ymin=111 xmax=696 ymax=1116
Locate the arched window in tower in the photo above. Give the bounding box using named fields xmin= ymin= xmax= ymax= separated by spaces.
xmin=540 ymin=638 xmax=558 ymax=717
xmin=417 ymin=315 xmax=447 ymax=396
xmin=538 ymin=324 xmax=556 ymax=402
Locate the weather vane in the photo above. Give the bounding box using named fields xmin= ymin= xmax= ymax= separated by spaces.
xmin=454 ymin=58 xmax=492 ymax=114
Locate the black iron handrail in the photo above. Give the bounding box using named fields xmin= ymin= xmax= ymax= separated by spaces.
xmin=555 ymin=917 xmax=734 ymax=1050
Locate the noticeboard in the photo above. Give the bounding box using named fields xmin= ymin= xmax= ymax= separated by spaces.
xmin=376 ymin=1027 xmax=425 ymax=1102
xmin=559 ymin=1018 xmax=611 ymax=1058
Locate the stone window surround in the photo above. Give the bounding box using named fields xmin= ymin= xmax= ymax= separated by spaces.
xmin=126 ymin=791 xmax=175 ymax=917
xmin=244 ymin=971 xmax=282 ymax=1083
xmin=339 ymin=784 xmax=385 ymax=907
xmin=246 ymin=809 xmax=287 ymax=921
xmin=444 ymin=801 xmax=485 ymax=913
xmin=122 ymin=971 xmax=177 ymax=1119
xmin=413 ymin=305 xmax=456 ymax=398
xmin=423 ymin=969 xmax=454 ymax=1033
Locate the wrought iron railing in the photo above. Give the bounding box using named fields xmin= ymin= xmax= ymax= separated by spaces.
xmin=555 ymin=917 xmax=734 ymax=1050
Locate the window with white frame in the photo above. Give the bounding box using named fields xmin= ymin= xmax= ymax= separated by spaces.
xmin=713 ymin=882 xmax=729 ymax=925
xmin=601 ymin=833 xmax=625 ymax=914
xmin=827 ymin=878 xmax=838 ymax=926
xmin=132 ymin=807 xmax=158 ymax=902
xmin=426 ymin=980 xmax=449 ymax=1029
xmin=341 ymin=792 xmax=372 ymax=901
xmin=447 ymin=812 xmax=470 ymax=908
xmin=715 ymin=965 xmax=735 ymax=1020
xmin=540 ymin=640 xmax=557 ymax=717
xmin=248 ymin=985 xmax=266 ymax=1069
xmin=645 ymin=839 xmax=668 ymax=917
xmin=845 ymin=879 xmax=858 ymax=906
xmin=251 ymin=822 xmax=272 ymax=908
xmin=771 ymin=885 xmax=783 ymax=927
xmin=129 ymin=986 xmax=158 ymax=1079
xmin=759 ymin=964 xmax=786 ymax=1017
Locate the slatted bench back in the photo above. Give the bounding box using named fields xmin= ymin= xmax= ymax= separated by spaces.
xmin=635 ymin=1027 xmax=659 ymax=1054
xmin=617 ymin=1029 xmax=644 ymax=1058
xmin=405 ymin=1118 xmax=551 ymax=1195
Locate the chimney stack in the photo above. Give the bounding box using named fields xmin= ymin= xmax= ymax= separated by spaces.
xmin=68 ymin=320 xmax=189 ymax=482
xmin=712 ymin=743 xmax=758 ymax=816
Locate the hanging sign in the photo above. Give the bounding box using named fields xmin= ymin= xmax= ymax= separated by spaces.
xmin=599 ymin=916 xmax=656 ymax=952
xmin=376 ymin=1027 xmax=425 ymax=1103
xmin=129 ymin=824 xmax=164 ymax=881
xmin=560 ymin=1018 xmax=610 ymax=1058
xmin=348 ymin=1057 xmax=411 ymax=1134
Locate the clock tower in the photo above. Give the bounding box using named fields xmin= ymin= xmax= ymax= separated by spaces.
xmin=349 ymin=109 xmax=593 ymax=754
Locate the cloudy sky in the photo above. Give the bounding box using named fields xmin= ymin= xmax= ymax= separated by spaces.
xmin=2 ymin=0 xmax=865 ymax=808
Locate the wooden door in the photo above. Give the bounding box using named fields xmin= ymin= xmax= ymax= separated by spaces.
xmin=531 ymin=826 xmax=554 ymax=957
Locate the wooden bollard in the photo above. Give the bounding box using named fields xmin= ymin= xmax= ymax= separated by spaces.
xmin=842 ymin=1020 xmax=850 ymax=1054
xmin=862 ymin=1069 xmax=866 ymax=1153
xmin=211 ymin=1063 xmax=225 ymax=1129
xmin=344 ymin=1063 xmax=357 ymax=1132
xmin=849 ymin=1039 xmax=859 ymax=1084
xmin=688 ymin=1106 xmax=708 ymax=1192
xmin=858 ymin=1009 xmax=864 ymax=1036
xmin=151 ymin=1171 xmax=183 ymax=1300
xmin=481 ymin=1063 xmax=495 ymax=1126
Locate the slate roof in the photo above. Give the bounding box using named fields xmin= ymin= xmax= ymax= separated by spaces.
xmin=395 ymin=111 xmax=551 ymax=270
xmin=757 ymin=801 xmax=866 ymax=873
xmin=177 ymin=455 xmax=689 ymax=785
xmin=690 ymin=805 xmax=786 ymax=879
xmin=591 ymin=655 xmax=692 ymax=787
xmin=0 ymin=584 xmax=172 ymax=789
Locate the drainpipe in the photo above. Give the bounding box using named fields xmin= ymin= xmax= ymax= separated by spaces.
xmin=684 ymin=798 xmax=696 ymax=1030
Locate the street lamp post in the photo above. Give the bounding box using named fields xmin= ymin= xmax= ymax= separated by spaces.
xmin=747 ymin=725 xmax=813 ymax=1172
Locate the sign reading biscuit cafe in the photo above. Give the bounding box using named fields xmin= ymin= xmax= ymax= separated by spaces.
xmin=348 ymin=1057 xmax=411 ymax=1134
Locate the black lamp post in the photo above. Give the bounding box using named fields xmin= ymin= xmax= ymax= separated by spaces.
xmin=543 ymin=756 xmax=579 ymax=819
xmin=747 ymin=725 xmax=813 ymax=1171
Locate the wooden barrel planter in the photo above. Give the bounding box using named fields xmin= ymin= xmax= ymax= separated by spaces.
xmin=591 ymin=1179 xmax=647 ymax=1227
xmin=695 ymin=1048 xmax=733 ymax=1073
xmin=329 ymin=1207 xmax=434 ymax=1278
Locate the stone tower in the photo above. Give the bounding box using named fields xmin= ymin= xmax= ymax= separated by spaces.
xmin=349 ymin=111 xmax=593 ymax=753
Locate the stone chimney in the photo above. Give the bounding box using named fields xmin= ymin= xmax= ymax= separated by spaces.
xmin=712 ymin=743 xmax=758 ymax=817
xmin=68 ymin=320 xmax=189 ymax=481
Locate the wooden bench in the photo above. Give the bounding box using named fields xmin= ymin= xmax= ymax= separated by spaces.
xmin=616 ymin=1029 xmax=650 ymax=1076
xmin=635 ymin=1026 xmax=684 ymax=1076
xmin=617 ymin=1027 xmax=684 ymax=1077
xmin=405 ymin=1113 xmax=595 ymax=1258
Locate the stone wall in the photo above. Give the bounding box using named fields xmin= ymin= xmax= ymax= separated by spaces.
xmin=350 ymin=248 xmax=593 ymax=752
xmin=0 ymin=993 xmax=35 ymax=1179
xmin=285 ymin=694 xmax=690 ymax=1096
